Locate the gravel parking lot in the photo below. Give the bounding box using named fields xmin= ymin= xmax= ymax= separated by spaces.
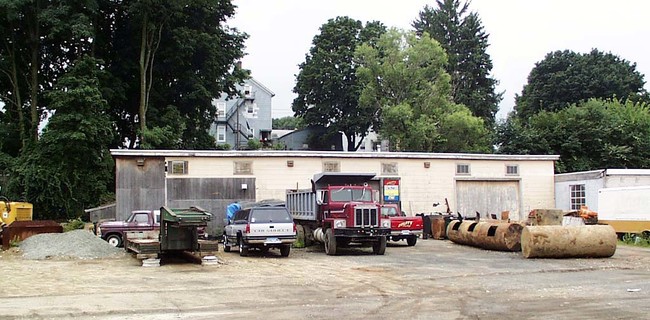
xmin=1 ymin=237 xmax=649 ymax=319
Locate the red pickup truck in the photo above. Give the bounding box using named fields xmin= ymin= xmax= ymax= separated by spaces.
xmin=97 ymin=210 xmax=160 ymax=247
xmin=381 ymin=204 xmax=423 ymax=246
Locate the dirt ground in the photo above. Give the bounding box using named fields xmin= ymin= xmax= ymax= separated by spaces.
xmin=1 ymin=238 xmax=649 ymax=320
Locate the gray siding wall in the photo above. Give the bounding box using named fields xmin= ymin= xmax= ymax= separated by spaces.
xmin=115 ymin=157 xmax=165 ymax=220
xmin=116 ymin=159 xmax=257 ymax=236
xmin=167 ymin=177 xmax=256 ymax=236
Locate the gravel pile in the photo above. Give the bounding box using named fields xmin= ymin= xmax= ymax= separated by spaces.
xmin=20 ymin=229 xmax=125 ymax=260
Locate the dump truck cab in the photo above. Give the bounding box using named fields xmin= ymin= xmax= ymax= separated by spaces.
xmin=286 ymin=172 xmax=391 ymax=255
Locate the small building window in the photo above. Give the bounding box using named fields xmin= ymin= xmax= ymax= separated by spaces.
xmin=168 ymin=160 xmax=188 ymax=175
xmin=216 ymin=102 xmax=226 ymax=118
xmin=381 ymin=162 xmax=398 ymax=175
xmin=456 ymin=164 xmax=470 ymax=175
xmin=217 ymin=125 xmax=226 ymax=142
xmin=234 ymin=161 xmax=253 ymax=175
xmin=506 ymin=165 xmax=519 ymax=175
xmin=570 ymin=184 xmax=586 ymax=210
xmin=243 ymin=85 xmax=253 ymax=98
xmin=323 ymin=161 xmax=340 ymax=172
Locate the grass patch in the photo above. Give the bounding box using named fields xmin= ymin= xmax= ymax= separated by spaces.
xmin=619 ymin=233 xmax=650 ymax=247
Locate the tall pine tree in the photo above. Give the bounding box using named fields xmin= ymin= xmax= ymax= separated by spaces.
xmin=413 ymin=0 xmax=501 ymax=126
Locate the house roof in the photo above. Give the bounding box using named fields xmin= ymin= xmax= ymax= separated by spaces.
xmin=555 ymin=168 xmax=650 ymax=182
xmin=110 ymin=149 xmax=559 ymax=161
xmin=248 ymin=77 xmax=275 ymax=97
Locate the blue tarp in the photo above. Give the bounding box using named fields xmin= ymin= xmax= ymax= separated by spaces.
xmin=226 ymin=202 xmax=241 ymax=222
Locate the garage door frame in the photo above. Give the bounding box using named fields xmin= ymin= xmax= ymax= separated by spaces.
xmin=454 ymin=177 xmax=523 ymax=221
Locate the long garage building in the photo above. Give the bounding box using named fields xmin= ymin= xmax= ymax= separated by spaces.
xmin=111 ymin=149 xmax=558 ymax=236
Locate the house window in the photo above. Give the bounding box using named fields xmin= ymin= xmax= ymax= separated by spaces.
xmin=234 ymin=161 xmax=253 ymax=175
xmin=323 ymin=161 xmax=340 ymax=172
xmin=245 ymin=102 xmax=258 ymax=118
xmin=216 ymin=102 xmax=226 ymax=118
xmin=456 ymin=164 xmax=470 ymax=175
xmin=570 ymin=184 xmax=586 ymax=210
xmin=381 ymin=162 xmax=398 ymax=175
xmin=506 ymin=165 xmax=519 ymax=175
xmin=247 ymin=127 xmax=255 ymax=138
xmin=217 ymin=125 xmax=226 ymax=142
xmin=243 ymin=85 xmax=253 ymax=98
xmin=168 ymin=160 xmax=188 ymax=175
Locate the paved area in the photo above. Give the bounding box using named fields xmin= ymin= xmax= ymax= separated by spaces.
xmin=1 ymin=238 xmax=649 ymax=319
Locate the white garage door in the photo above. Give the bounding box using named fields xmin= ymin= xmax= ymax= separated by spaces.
xmin=456 ymin=180 xmax=520 ymax=221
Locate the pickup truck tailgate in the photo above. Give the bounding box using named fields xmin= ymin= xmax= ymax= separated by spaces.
xmin=248 ymin=223 xmax=295 ymax=237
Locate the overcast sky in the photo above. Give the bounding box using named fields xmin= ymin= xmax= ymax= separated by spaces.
xmin=230 ymin=0 xmax=650 ymax=120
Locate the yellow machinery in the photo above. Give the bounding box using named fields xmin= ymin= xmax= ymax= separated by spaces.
xmin=0 ymin=197 xmax=34 ymax=227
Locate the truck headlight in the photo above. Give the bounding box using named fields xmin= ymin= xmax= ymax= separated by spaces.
xmin=334 ymin=219 xmax=346 ymax=229
xmin=381 ymin=219 xmax=391 ymax=228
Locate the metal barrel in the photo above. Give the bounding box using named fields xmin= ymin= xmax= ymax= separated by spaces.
xmin=447 ymin=220 xmax=523 ymax=252
xmin=521 ymin=225 xmax=617 ymax=259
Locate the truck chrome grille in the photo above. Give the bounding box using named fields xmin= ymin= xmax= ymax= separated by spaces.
xmin=354 ymin=207 xmax=379 ymax=227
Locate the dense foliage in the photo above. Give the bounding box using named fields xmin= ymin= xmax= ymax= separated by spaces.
xmin=514 ymin=49 xmax=648 ymax=119
xmin=0 ymin=0 xmax=247 ymax=219
xmin=293 ymin=16 xmax=386 ymax=151
xmin=413 ymin=0 xmax=501 ymax=126
xmin=355 ymin=29 xmax=491 ymax=152
xmin=497 ymin=99 xmax=650 ymax=173
xmin=272 ymin=116 xmax=305 ymax=130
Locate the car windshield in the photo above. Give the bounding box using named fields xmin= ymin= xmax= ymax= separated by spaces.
xmin=250 ymin=209 xmax=292 ymax=223
xmin=381 ymin=206 xmax=398 ymax=217
xmin=330 ymin=188 xmax=372 ymax=202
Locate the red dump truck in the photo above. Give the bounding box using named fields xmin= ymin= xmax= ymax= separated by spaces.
xmin=286 ymin=172 xmax=391 ymax=255
xmin=381 ymin=203 xmax=423 ymax=246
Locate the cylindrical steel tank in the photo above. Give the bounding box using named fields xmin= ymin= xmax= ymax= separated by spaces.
xmin=446 ymin=220 xmax=484 ymax=247
xmin=474 ymin=222 xmax=524 ymax=252
xmin=521 ymin=225 xmax=617 ymax=258
xmin=447 ymin=220 xmax=523 ymax=252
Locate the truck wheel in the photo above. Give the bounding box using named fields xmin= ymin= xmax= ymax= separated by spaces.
xmin=239 ymin=241 xmax=249 ymax=257
xmin=106 ymin=234 xmax=122 ymax=247
xmin=223 ymin=234 xmax=231 ymax=252
xmin=280 ymin=244 xmax=291 ymax=257
xmin=373 ymin=236 xmax=387 ymax=255
xmin=407 ymin=236 xmax=417 ymax=246
xmin=324 ymin=228 xmax=337 ymax=256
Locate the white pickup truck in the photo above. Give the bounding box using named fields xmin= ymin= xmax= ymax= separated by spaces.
xmin=223 ymin=205 xmax=296 ymax=257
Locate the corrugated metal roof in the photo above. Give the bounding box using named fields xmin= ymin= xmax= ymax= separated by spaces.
xmin=110 ymin=149 xmax=559 ymax=161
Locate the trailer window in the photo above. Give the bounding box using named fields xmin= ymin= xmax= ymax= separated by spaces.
xmin=251 ymin=209 xmax=292 ymax=223
xmin=570 ymin=184 xmax=586 ymax=210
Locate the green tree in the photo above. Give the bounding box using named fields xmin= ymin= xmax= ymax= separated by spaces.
xmin=515 ymin=49 xmax=648 ymax=119
xmin=272 ymin=116 xmax=305 ymax=130
xmin=356 ymin=28 xmax=491 ymax=152
xmin=94 ymin=0 xmax=248 ymax=149
xmin=497 ymin=99 xmax=650 ymax=173
xmin=413 ymin=0 xmax=501 ymax=126
xmin=11 ymin=56 xmax=115 ymax=219
xmin=0 ymin=0 xmax=96 ymax=151
xmin=293 ymin=16 xmax=386 ymax=151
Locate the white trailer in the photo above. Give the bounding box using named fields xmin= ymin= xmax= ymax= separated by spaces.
xmin=598 ymin=186 xmax=650 ymax=235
